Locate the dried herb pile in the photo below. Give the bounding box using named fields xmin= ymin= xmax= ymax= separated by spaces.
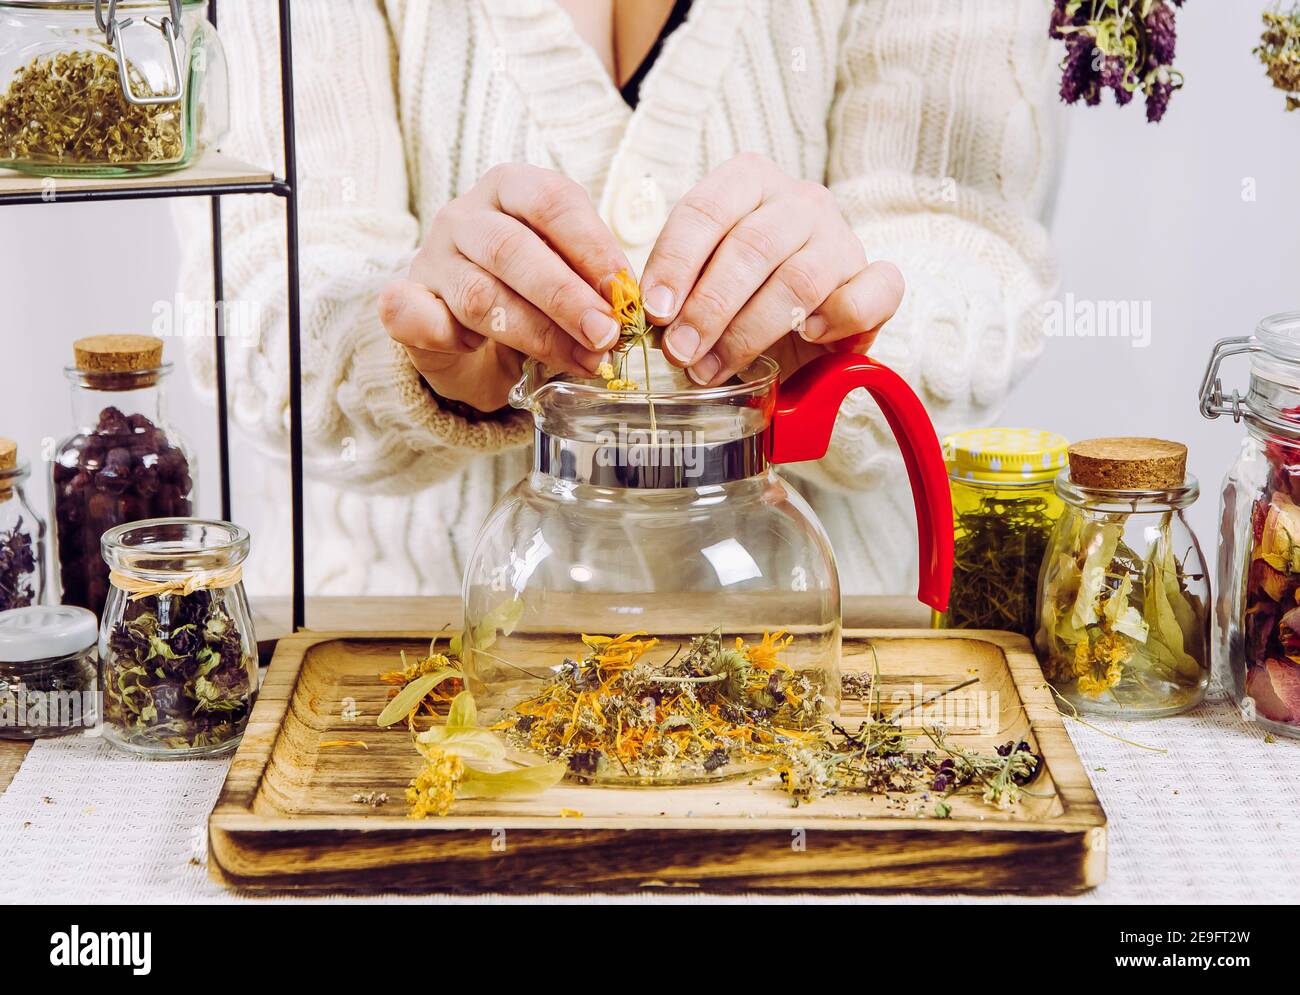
xmin=375 ymin=640 xmax=563 ymax=819
xmin=378 ymin=633 xmax=1043 ymax=818
xmin=506 ymin=630 xmax=828 ymax=782
xmin=945 ymin=494 xmax=1055 ymax=638
xmin=0 ymin=518 xmax=38 ymax=611
xmin=105 ymin=588 xmax=255 ymax=751
xmin=0 ymin=51 xmax=183 ymax=167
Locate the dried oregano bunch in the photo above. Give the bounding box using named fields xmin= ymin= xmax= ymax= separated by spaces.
xmin=0 ymin=50 xmax=183 ymax=165
xmin=1257 ymin=4 xmax=1300 ymax=111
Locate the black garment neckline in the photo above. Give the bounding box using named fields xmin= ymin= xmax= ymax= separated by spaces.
xmin=618 ymin=0 xmax=695 ymax=109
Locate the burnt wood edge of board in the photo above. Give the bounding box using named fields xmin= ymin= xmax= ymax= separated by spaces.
xmin=206 ymin=629 xmax=1108 ymax=894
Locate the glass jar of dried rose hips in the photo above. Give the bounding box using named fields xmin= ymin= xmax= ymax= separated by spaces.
xmin=1201 ymin=312 xmax=1300 ymax=737
xmin=99 ymin=518 xmax=257 ymax=758
xmin=0 ymin=438 xmax=46 ymax=612
xmin=51 ymin=335 xmax=195 ymax=619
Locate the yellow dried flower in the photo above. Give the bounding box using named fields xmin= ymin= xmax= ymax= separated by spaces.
xmin=611 ymin=269 xmax=644 ymax=330
xmin=1073 ymin=631 xmax=1128 ymax=697
xmin=405 ymin=748 xmax=466 ymax=818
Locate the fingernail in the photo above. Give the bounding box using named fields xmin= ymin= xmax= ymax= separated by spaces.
xmin=572 ymin=341 xmax=605 ymax=374
xmin=459 ymin=329 xmax=486 ymax=351
xmin=642 ymin=284 xmax=675 ymax=320
xmin=687 ymin=353 xmax=720 ymax=386
xmin=799 ymin=315 xmax=829 ymax=343
xmin=581 ymin=309 xmax=621 ymax=351
xmin=664 ymin=323 xmax=700 ymax=363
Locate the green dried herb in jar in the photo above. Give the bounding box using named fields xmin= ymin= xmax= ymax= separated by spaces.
xmin=936 ymin=428 xmax=1068 ymax=640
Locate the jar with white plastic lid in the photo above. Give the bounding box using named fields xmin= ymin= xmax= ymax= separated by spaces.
xmin=0 ymin=604 xmax=100 ymax=739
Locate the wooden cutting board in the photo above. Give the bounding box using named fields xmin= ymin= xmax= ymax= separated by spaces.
xmin=209 ymin=629 xmax=1106 ymax=894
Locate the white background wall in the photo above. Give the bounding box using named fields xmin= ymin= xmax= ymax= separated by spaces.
xmin=1 ymin=5 xmax=1297 ymax=588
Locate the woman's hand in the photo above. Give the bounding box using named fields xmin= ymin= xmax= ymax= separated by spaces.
xmin=640 ymin=153 xmax=904 ymax=386
xmin=379 ymin=163 xmax=630 ymax=412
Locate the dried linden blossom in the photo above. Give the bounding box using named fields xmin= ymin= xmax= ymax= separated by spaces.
xmin=0 ymin=51 xmax=183 ymax=165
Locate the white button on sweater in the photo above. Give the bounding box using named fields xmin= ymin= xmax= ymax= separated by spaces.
xmin=177 ymin=0 xmax=1060 ymax=600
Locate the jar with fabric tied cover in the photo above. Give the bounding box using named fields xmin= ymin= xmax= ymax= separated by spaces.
xmin=98 ymin=518 xmax=256 ymax=758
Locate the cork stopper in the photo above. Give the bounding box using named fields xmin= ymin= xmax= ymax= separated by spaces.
xmin=1067 ymin=437 xmax=1188 ymax=490
xmin=73 ymin=334 xmax=163 ymax=373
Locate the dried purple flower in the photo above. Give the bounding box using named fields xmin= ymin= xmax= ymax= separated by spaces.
xmin=1050 ymin=0 xmax=1187 ymax=122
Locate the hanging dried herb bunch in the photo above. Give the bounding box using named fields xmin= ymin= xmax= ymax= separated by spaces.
xmin=1050 ymin=0 xmax=1187 ymax=122
xmin=1256 ymin=3 xmax=1300 ymax=111
xmin=0 ymin=51 xmax=183 ymax=167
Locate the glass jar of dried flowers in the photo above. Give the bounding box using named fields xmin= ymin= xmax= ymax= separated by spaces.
xmin=1201 ymin=312 xmax=1300 ymax=737
xmin=0 ymin=439 xmax=46 ymax=612
xmin=937 ymin=428 xmax=1068 ymax=642
xmin=99 ymin=518 xmax=257 ymax=758
xmin=1035 ymin=438 xmax=1210 ymax=719
xmin=51 ymin=335 xmax=195 ymax=619
xmin=0 ymin=0 xmax=228 ymax=175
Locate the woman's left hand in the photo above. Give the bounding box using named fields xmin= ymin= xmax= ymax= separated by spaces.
xmin=639 ymin=153 xmax=904 ymax=386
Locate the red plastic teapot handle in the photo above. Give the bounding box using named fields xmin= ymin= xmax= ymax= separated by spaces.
xmin=767 ymin=352 xmax=953 ymax=612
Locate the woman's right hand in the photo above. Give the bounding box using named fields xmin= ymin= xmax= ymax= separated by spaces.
xmin=379 ymin=163 xmax=631 ymax=413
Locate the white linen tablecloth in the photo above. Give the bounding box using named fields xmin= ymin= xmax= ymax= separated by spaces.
xmin=1 ymin=681 xmax=1296 ymax=904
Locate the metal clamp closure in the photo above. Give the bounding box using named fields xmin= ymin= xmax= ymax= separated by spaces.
xmin=94 ymin=0 xmax=186 ymax=107
xmin=1198 ymin=337 xmax=1260 ymax=423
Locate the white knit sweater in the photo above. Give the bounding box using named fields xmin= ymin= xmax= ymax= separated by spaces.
xmin=177 ymin=0 xmax=1060 ymax=599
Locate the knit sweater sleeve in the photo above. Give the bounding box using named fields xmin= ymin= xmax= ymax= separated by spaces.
xmin=175 ymin=0 xmax=530 ymax=493
xmin=799 ymin=0 xmax=1059 ymax=493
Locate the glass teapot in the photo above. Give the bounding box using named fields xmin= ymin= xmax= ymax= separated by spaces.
xmin=461 ymin=350 xmax=953 ymax=782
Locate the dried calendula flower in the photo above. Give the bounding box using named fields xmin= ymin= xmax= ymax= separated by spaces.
xmin=1256 ymin=4 xmax=1300 ymax=111
xmin=603 ymin=271 xmax=661 ymax=426
xmin=0 ymin=51 xmax=184 ymax=167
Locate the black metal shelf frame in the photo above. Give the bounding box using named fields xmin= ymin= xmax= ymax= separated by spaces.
xmin=0 ymin=0 xmax=307 ymax=630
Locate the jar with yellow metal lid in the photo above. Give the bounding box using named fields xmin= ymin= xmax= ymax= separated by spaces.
xmin=936 ymin=428 xmax=1068 ymax=641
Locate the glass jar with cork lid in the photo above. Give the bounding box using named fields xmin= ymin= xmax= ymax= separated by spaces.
xmin=51 ymin=335 xmax=195 ymax=619
xmin=0 ymin=437 xmax=46 ymax=611
xmin=1035 ymin=438 xmax=1210 ymax=718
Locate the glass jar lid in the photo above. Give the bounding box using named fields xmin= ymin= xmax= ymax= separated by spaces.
xmin=0 ymin=605 xmax=97 ymax=663
xmin=101 ymin=518 xmax=249 ymax=581
xmin=942 ymin=427 xmax=1068 ymax=485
